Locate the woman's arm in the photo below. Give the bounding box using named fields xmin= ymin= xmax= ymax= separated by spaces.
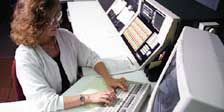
xmin=63 ymin=96 xmax=82 ymax=109
xmin=64 ymin=89 xmax=116 ymax=110
xmin=94 ymin=62 xmax=128 ymax=91
xmin=64 ymin=62 xmax=127 ymax=110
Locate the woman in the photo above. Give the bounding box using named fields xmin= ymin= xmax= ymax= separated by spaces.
xmin=10 ymin=0 xmax=128 ymax=111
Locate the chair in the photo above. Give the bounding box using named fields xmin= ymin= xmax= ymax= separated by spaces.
xmin=11 ymin=59 xmax=26 ymax=100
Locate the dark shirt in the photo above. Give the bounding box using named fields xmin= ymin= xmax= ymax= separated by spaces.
xmin=53 ymin=53 xmax=70 ymax=94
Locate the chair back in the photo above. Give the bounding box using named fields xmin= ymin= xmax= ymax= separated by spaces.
xmin=11 ymin=59 xmax=26 ymax=100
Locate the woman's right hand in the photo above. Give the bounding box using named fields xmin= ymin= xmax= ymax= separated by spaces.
xmin=86 ymin=89 xmax=117 ymax=105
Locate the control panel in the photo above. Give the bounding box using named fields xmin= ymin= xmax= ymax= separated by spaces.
xmin=121 ymin=0 xmax=180 ymax=65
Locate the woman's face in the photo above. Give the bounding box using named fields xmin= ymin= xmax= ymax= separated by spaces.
xmin=39 ymin=8 xmax=62 ymax=45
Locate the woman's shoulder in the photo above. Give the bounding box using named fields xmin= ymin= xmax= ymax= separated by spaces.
xmin=16 ymin=45 xmax=34 ymax=54
xmin=57 ymin=28 xmax=73 ymax=36
xmin=15 ymin=45 xmax=38 ymax=63
xmin=57 ymin=28 xmax=79 ymax=42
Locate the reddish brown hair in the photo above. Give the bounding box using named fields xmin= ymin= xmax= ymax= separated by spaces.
xmin=10 ymin=0 xmax=59 ymax=47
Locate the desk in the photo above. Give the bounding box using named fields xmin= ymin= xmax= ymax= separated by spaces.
xmin=62 ymin=70 xmax=151 ymax=112
xmin=67 ymin=1 xmax=132 ymax=58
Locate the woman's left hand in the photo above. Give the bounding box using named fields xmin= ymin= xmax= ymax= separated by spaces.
xmin=105 ymin=77 xmax=128 ymax=92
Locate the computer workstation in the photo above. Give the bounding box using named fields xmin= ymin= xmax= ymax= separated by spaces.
xmin=67 ymin=0 xmax=223 ymax=76
xmin=63 ymin=0 xmax=224 ymax=111
xmin=67 ymin=0 xmax=180 ymax=75
xmin=62 ymin=26 xmax=224 ymax=112
xmin=0 ymin=0 xmax=223 ymax=111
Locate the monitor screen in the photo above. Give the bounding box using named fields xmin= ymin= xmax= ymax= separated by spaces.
xmin=195 ymin=0 xmax=220 ymax=11
xmin=152 ymin=10 xmax=165 ymax=32
xmin=151 ymin=53 xmax=180 ymax=112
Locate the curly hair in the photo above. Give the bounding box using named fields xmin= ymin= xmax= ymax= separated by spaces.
xmin=10 ymin=0 xmax=60 ymax=47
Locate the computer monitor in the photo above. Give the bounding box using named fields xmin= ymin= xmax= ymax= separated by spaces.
xmin=146 ymin=26 xmax=224 ymax=112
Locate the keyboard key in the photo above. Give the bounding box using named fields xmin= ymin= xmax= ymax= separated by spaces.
xmin=132 ymin=84 xmax=142 ymax=95
xmin=119 ymin=109 xmax=126 ymax=112
xmin=124 ymin=95 xmax=135 ymax=108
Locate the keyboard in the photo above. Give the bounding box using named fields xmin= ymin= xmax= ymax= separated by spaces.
xmin=97 ymin=81 xmax=151 ymax=112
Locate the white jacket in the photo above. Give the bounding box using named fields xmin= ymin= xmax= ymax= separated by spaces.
xmin=15 ymin=28 xmax=101 ymax=111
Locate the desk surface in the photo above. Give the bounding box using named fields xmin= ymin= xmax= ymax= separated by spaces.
xmin=67 ymin=1 xmax=119 ymax=39
xmin=62 ymin=70 xmax=150 ymax=112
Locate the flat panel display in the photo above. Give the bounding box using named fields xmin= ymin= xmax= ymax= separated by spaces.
xmin=152 ymin=10 xmax=165 ymax=32
xmin=151 ymin=53 xmax=180 ymax=112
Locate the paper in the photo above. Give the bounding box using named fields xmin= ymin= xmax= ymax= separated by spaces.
xmin=116 ymin=7 xmax=135 ymax=25
xmin=111 ymin=0 xmax=127 ymax=15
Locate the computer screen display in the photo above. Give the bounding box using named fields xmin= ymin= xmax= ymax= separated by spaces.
xmin=140 ymin=1 xmax=165 ymax=33
xmin=195 ymin=0 xmax=220 ymax=11
xmin=151 ymin=53 xmax=180 ymax=112
xmin=152 ymin=10 xmax=165 ymax=32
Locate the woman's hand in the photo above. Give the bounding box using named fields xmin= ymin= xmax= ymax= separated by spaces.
xmin=86 ymin=89 xmax=117 ymax=105
xmin=105 ymin=77 xmax=128 ymax=92
xmin=93 ymin=62 xmax=128 ymax=91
